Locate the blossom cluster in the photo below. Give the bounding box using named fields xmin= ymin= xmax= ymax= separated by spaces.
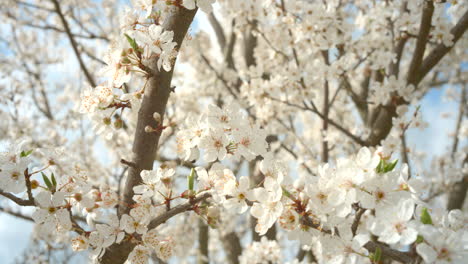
xmin=78 ymin=0 xmax=217 ymax=140
xmin=1 ymin=0 xmax=467 ymax=263
xmin=176 ymin=104 xmax=268 ymax=162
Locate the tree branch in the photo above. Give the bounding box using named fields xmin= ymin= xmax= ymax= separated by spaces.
xmin=0 ymin=189 xmax=35 ymax=206
xmin=208 ymin=12 xmax=226 ymax=51
xmin=100 ymin=6 xmax=198 ymax=264
xmin=197 ymin=219 xmax=209 ymax=264
xmin=148 ymin=192 xmax=211 ymax=229
xmin=418 ymin=9 xmax=468 ymax=84
xmin=51 ymin=0 xmax=96 ymax=87
xmin=407 ymin=0 xmax=434 ymax=86
xmin=0 ymin=206 xmax=34 ymax=221
xmin=221 ymin=231 xmax=243 ymax=264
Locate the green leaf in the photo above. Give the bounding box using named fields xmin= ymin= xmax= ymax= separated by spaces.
xmin=41 ymin=172 xmax=53 ymax=190
xmin=415 ymin=235 xmax=424 ymax=243
xmin=124 ymin=33 xmax=138 ymax=51
xmin=188 ymin=168 xmax=196 ymax=191
xmin=375 ymin=159 xmax=385 ymax=173
xmin=373 ymin=246 xmax=382 ymax=263
xmin=385 ymin=159 xmax=398 ymax=172
xmin=282 ymin=188 xmax=292 ymax=198
xmin=51 ymin=173 xmax=57 ymax=187
xmin=375 ymin=159 xmax=398 ymax=174
xmin=420 ymin=207 xmax=433 ymax=225
xmin=20 ymin=150 xmax=33 ymax=157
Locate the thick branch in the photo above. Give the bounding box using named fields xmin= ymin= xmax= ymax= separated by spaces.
xmin=447 ymin=87 xmax=468 ymax=210
xmin=406 ymin=0 xmax=434 ymax=85
xmin=418 ymin=9 xmax=468 ymax=84
xmin=101 ymin=6 xmax=197 ymax=264
xmin=243 ymin=21 xmax=257 ymax=67
xmin=198 ymin=220 xmax=209 ymax=264
xmin=221 ymin=232 xmax=243 ymax=264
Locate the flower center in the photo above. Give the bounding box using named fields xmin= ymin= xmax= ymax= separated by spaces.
xmin=11 ymin=171 xmax=20 ymax=180
xmin=214 ymin=140 xmax=223 ymax=149
xmin=240 ymin=137 xmax=251 ymax=147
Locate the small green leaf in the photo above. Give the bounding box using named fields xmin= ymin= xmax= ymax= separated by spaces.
xmin=415 ymin=235 xmax=424 ymax=243
xmin=124 ymin=33 xmax=138 ymax=51
xmin=373 ymin=246 xmax=382 ymax=263
xmin=20 ymin=150 xmax=33 ymax=157
xmin=385 ymin=159 xmax=398 ymax=172
xmin=41 ymin=172 xmax=53 ymax=190
xmin=420 ymin=207 xmax=433 ymax=225
xmin=375 ymin=159 xmax=398 ymax=174
xmin=188 ymin=168 xmax=196 ymax=191
xmin=375 ymin=159 xmax=385 ymax=173
xmin=282 ymin=188 xmax=292 ymax=198
xmin=51 ymin=173 xmax=57 ymax=187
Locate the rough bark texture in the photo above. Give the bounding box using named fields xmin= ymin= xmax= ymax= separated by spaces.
xmin=100 ymin=6 xmax=197 ymax=264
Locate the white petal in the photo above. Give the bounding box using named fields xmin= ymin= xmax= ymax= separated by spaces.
xmin=56 ymin=209 xmax=72 ymax=230
xmin=416 ymin=243 xmax=437 ymax=263
xmin=400 ymin=227 xmax=418 ymax=245
xmin=32 ymin=209 xmax=48 ymax=224
xmin=35 ymin=191 xmax=52 ymax=208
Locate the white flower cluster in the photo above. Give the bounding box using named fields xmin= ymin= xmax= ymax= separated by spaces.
xmin=239 ymin=237 xmax=282 ymax=264
xmin=176 ymin=104 xmax=268 ymax=162
xmin=0 ymin=144 xmax=29 ymax=194
xmin=78 ymin=0 xmax=217 ymax=139
xmin=174 ymin=105 xmax=467 ymax=263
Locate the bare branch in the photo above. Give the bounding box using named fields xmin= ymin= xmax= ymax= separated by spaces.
xmin=51 ymin=0 xmax=96 ymax=87
xmin=148 ymin=192 xmax=212 ymax=229
xmin=0 ymin=206 xmax=34 ymax=221
xmin=0 ymin=189 xmax=35 ymax=206
xmin=208 ymin=12 xmax=226 ymax=51
xmin=407 ymin=0 xmax=434 ymax=85
xmin=418 ymin=9 xmax=468 ymax=84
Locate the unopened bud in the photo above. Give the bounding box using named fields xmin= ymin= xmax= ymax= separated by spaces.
xmin=114 ymin=119 xmax=123 ymax=129
xmin=103 ymin=117 xmax=111 ymax=125
xmin=153 ymin=112 xmax=161 ymax=123
xmin=145 ymin=125 xmax=154 ymax=133
xmin=74 ymin=193 xmax=83 ymax=202
xmin=31 ymin=180 xmax=39 ymax=189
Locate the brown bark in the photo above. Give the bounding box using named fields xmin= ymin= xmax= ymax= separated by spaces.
xmin=100 ymin=6 xmax=197 ymax=264
xmin=222 ymin=232 xmax=243 ymax=264
xmin=367 ymin=4 xmax=468 ymax=147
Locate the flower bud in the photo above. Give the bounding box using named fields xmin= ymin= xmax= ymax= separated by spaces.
xmin=31 ymin=180 xmax=39 ymax=189
xmin=145 ymin=125 xmax=154 ymax=133
xmin=153 ymin=112 xmax=161 ymax=123
xmin=103 ymin=117 xmax=111 ymax=125
xmin=114 ymin=119 xmax=123 ymax=129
